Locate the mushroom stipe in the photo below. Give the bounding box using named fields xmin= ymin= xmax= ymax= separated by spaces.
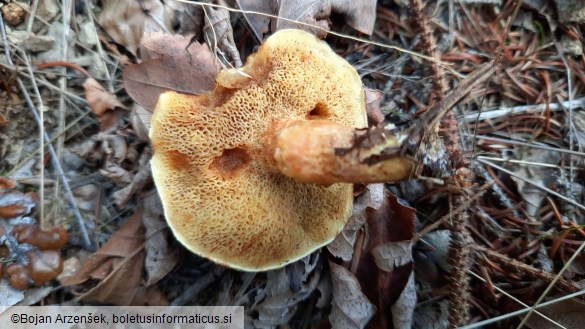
xmin=150 ymin=29 xmax=413 ymax=271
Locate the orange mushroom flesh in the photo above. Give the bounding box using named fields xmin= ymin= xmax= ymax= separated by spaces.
xmin=150 ymin=29 xmax=413 ymax=271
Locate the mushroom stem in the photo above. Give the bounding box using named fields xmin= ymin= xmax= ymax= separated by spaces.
xmin=273 ymin=120 xmax=414 ymax=185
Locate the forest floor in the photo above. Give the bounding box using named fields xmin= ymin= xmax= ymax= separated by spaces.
xmin=1 ymin=1 xmax=585 ymax=328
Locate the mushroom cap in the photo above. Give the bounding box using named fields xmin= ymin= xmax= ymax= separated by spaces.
xmin=150 ymin=29 xmax=367 ymax=271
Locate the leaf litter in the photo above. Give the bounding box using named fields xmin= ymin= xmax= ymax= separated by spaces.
xmin=1 ymin=0 xmax=585 ymax=328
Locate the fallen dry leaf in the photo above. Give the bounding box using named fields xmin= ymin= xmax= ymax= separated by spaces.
xmin=354 ymin=185 xmax=417 ymax=329
xmin=328 ymin=184 xmax=384 ymax=261
xmin=202 ymin=0 xmax=242 ymax=67
xmin=391 ymin=270 xmax=416 ymax=329
xmin=249 ymin=254 xmax=321 ymax=327
xmin=83 ymin=78 xmax=126 ymax=132
xmin=330 ymin=0 xmax=377 ymax=34
xmin=0 ymin=177 xmax=16 ymax=189
xmin=510 ymin=147 xmax=561 ymax=217
xmin=413 ymin=299 xmax=449 ymax=329
xmin=236 ymin=0 xmax=275 ymax=41
xmin=123 ymin=32 xmax=218 ymax=112
xmin=16 ymin=286 xmax=54 ymax=306
xmin=112 ymin=146 xmax=153 ymax=208
xmin=99 ymin=0 xmax=174 ymax=57
xmin=83 ymin=78 xmax=125 ymax=116
xmin=0 ymin=113 xmax=7 ymax=125
xmin=0 ymin=190 xmax=36 ymax=219
xmin=100 ymin=161 xmax=132 ymax=186
xmin=143 ymin=192 xmax=177 ymax=286
xmin=0 ymin=280 xmax=24 ymax=309
xmin=365 ymin=88 xmax=384 ymax=126
xmin=130 ymin=103 xmax=152 ymax=140
xmin=61 ymin=205 xmax=166 ymax=305
xmin=242 ymin=0 xmax=378 ymax=40
xmin=329 ymin=261 xmax=376 ymax=329
xmin=276 ymin=0 xmax=332 ymax=38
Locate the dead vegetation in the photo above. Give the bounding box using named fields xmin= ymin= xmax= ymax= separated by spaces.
xmin=1 ymin=0 xmax=585 ymax=328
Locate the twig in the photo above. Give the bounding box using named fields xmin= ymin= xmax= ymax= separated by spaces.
xmin=461 ymin=270 xmax=569 ymax=329
xmin=413 ymin=181 xmax=492 ymax=243
xmin=474 ymin=164 xmax=520 ymax=218
xmin=463 ymin=97 xmax=585 ymax=122
xmin=0 ymin=61 xmax=89 ymax=104
xmin=473 ymin=245 xmax=581 ymax=294
xmin=0 ymin=13 xmax=93 ymax=250
xmin=82 ymin=0 xmax=113 ymax=91
xmin=53 ymin=0 xmax=73 ymax=225
xmin=37 ymin=61 xmax=92 ymax=78
xmin=22 ymin=53 xmax=45 ymax=229
xmin=175 ymin=0 xmax=462 ymax=75
xmin=466 ymin=134 xmax=585 ymax=157
xmin=409 ymin=0 xmax=473 ymax=326
xmin=517 ymin=239 xmax=585 ymax=329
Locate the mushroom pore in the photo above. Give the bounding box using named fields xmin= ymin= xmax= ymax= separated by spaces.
xmin=150 ymin=29 xmax=411 ymax=271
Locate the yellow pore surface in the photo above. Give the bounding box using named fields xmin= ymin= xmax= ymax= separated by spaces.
xmin=150 ymin=29 xmax=367 ymax=271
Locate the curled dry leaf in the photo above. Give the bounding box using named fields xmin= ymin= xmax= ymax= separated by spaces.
xmin=112 ymin=146 xmax=153 ymax=208
xmin=100 ymin=162 xmax=132 ymax=186
xmin=391 ymin=271 xmax=416 ymax=329
xmin=84 ymin=78 xmax=125 ymax=115
xmin=329 ymin=261 xmax=376 ymax=329
xmin=248 ymin=254 xmax=321 ymax=327
xmin=354 ymin=185 xmax=417 ymax=329
xmin=202 ymin=0 xmax=242 ymax=67
xmin=123 ymin=32 xmax=219 ymax=112
xmin=328 ymin=184 xmax=385 ymax=261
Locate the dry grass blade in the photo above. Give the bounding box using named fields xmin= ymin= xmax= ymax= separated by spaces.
xmin=0 ymin=14 xmax=92 ymax=250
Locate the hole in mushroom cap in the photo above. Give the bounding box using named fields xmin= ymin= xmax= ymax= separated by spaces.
xmin=307 ymin=103 xmax=330 ymax=119
xmin=210 ymin=147 xmax=251 ymax=178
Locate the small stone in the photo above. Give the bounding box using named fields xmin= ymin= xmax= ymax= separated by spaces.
xmin=1 ymin=3 xmax=26 ymax=26
xmin=23 ymin=35 xmax=55 ymax=52
xmin=56 ymin=257 xmax=81 ymax=283
xmin=553 ymin=0 xmax=585 ymax=23
xmin=79 ymin=21 xmax=99 ymax=47
xmin=32 ymin=0 xmax=59 ymax=32
xmin=36 ymin=21 xmax=76 ymax=62
xmin=561 ymin=35 xmax=583 ymax=57
xmin=7 ymin=31 xmax=55 ymax=52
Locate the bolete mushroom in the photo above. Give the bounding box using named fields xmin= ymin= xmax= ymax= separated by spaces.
xmin=150 ymin=29 xmax=413 ymax=271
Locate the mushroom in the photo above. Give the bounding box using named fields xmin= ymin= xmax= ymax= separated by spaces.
xmin=150 ymin=29 xmax=413 ymax=271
